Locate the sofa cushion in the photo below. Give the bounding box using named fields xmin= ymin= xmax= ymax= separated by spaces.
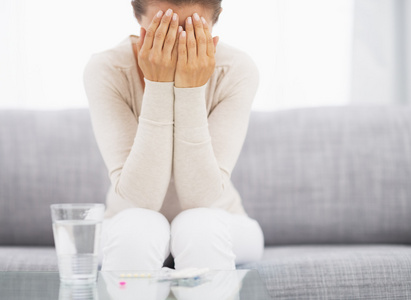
xmin=0 ymin=246 xmax=58 ymax=271
xmin=0 ymin=246 xmax=101 ymax=272
xmin=238 ymin=244 xmax=411 ymax=299
xmin=0 ymin=109 xmax=109 ymax=246
xmin=232 ymin=106 xmax=411 ymax=245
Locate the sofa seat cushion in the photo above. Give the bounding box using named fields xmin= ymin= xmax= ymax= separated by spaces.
xmin=0 ymin=246 xmax=109 ymax=272
xmin=0 ymin=246 xmax=58 ymax=272
xmin=238 ymin=244 xmax=411 ymax=299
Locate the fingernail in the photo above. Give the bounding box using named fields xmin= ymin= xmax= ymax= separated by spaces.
xmin=166 ymin=9 xmax=172 ymax=17
xmin=178 ymin=26 xmax=183 ymax=33
xmin=193 ymin=13 xmax=200 ymax=21
xmin=182 ymin=31 xmax=186 ymax=37
xmin=157 ymin=10 xmax=163 ymax=18
xmin=173 ymin=13 xmax=177 ymax=21
xmin=187 ymin=17 xmax=192 ymax=24
xmin=201 ymin=17 xmax=207 ymax=25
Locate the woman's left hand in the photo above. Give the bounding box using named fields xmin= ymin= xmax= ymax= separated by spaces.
xmin=175 ymin=13 xmax=219 ymax=88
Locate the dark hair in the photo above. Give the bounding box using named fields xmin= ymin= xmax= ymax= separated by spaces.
xmin=131 ymin=0 xmax=222 ymax=25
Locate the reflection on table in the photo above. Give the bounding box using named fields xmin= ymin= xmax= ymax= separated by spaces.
xmin=0 ymin=269 xmax=270 ymax=300
xmin=98 ymin=269 xmax=248 ymax=300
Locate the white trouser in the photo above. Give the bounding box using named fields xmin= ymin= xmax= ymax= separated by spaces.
xmin=98 ymin=207 xmax=264 ymax=271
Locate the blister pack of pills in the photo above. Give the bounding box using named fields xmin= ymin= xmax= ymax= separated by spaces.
xmin=157 ymin=267 xmax=210 ymax=287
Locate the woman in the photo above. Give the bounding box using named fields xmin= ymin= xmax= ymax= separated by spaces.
xmin=83 ymin=0 xmax=264 ymax=271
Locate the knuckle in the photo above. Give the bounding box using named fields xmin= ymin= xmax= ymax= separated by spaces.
xmin=186 ymin=24 xmax=193 ymax=32
xmin=188 ymin=40 xmax=197 ymax=48
xmin=161 ymin=15 xmax=171 ymax=24
xmin=155 ymin=30 xmax=165 ymax=40
xmin=165 ymin=59 xmax=175 ymax=68
xmin=139 ymin=49 xmax=147 ymax=57
xmin=148 ymin=54 xmax=159 ymax=64
xmin=187 ymin=64 xmax=195 ymax=72
xmin=146 ymin=28 xmax=155 ymax=38
xmin=152 ymin=17 xmax=161 ymax=25
xmin=169 ymin=19 xmax=178 ymax=28
xmin=139 ymin=53 xmax=148 ymax=61
xmin=198 ymin=35 xmax=207 ymax=44
xmin=200 ymin=59 xmax=208 ymax=68
xmin=164 ymin=37 xmax=175 ymax=47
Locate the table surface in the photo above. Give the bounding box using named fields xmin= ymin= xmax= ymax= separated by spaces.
xmin=0 ymin=269 xmax=271 ymax=300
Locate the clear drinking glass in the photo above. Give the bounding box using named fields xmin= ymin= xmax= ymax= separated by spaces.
xmin=50 ymin=203 xmax=105 ymax=284
xmin=58 ymin=281 xmax=98 ymax=300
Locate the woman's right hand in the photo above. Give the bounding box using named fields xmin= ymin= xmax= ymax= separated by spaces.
xmin=133 ymin=9 xmax=181 ymax=82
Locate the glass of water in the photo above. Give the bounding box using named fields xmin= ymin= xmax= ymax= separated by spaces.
xmin=50 ymin=203 xmax=105 ymax=284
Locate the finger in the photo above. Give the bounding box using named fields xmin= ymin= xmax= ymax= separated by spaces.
xmin=152 ymin=8 xmax=174 ymax=53
xmin=192 ymin=13 xmax=207 ymax=57
xmin=172 ymin=26 xmax=183 ymax=62
xmin=185 ymin=17 xmax=197 ymax=61
xmin=141 ymin=10 xmax=163 ymax=52
xmin=178 ymin=30 xmax=187 ymax=65
xmin=163 ymin=12 xmax=179 ymax=57
xmin=201 ymin=17 xmax=215 ymax=57
xmin=136 ymin=27 xmax=146 ymax=55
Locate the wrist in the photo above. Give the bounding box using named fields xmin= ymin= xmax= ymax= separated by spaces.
xmin=144 ymin=78 xmax=174 ymax=85
xmin=174 ymin=83 xmax=207 ymax=128
xmin=140 ymin=78 xmax=175 ymax=123
xmin=174 ymin=81 xmax=207 ymax=89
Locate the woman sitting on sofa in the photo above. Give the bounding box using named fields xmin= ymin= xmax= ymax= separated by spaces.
xmin=83 ymin=0 xmax=264 ymax=272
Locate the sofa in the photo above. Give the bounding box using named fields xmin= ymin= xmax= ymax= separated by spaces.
xmin=1 ymin=106 xmax=411 ymax=299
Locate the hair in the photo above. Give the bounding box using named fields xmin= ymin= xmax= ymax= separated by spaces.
xmin=131 ymin=0 xmax=222 ymax=25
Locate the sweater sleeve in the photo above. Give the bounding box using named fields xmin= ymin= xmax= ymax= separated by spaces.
xmin=173 ymin=52 xmax=259 ymax=210
xmin=83 ymin=54 xmax=174 ymax=211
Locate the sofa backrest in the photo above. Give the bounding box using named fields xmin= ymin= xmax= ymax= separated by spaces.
xmin=0 ymin=109 xmax=109 ymax=246
xmin=0 ymin=106 xmax=410 ymax=246
xmin=234 ymin=105 xmax=411 ymax=246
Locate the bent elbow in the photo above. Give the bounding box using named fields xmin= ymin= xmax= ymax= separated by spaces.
xmin=114 ymin=180 xmax=163 ymax=212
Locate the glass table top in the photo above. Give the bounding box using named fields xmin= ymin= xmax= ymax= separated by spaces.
xmin=0 ymin=269 xmax=271 ymax=300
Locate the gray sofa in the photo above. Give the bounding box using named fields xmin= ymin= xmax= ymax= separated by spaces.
xmin=1 ymin=106 xmax=411 ymax=299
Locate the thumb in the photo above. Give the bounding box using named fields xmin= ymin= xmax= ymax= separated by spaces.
xmin=213 ymin=36 xmax=219 ymax=53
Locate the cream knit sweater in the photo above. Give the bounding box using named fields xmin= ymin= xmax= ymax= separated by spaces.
xmin=83 ymin=35 xmax=259 ymax=222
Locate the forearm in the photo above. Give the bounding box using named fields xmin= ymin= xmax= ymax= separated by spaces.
xmin=114 ymin=79 xmax=174 ymax=211
xmin=173 ymin=84 xmax=225 ymax=209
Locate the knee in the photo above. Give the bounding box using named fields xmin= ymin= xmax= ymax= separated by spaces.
xmin=171 ymin=208 xmax=231 ymax=246
xmin=170 ymin=208 xmax=235 ymax=270
xmin=101 ymin=208 xmax=171 ymax=271
xmin=106 ymin=207 xmax=170 ymax=245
